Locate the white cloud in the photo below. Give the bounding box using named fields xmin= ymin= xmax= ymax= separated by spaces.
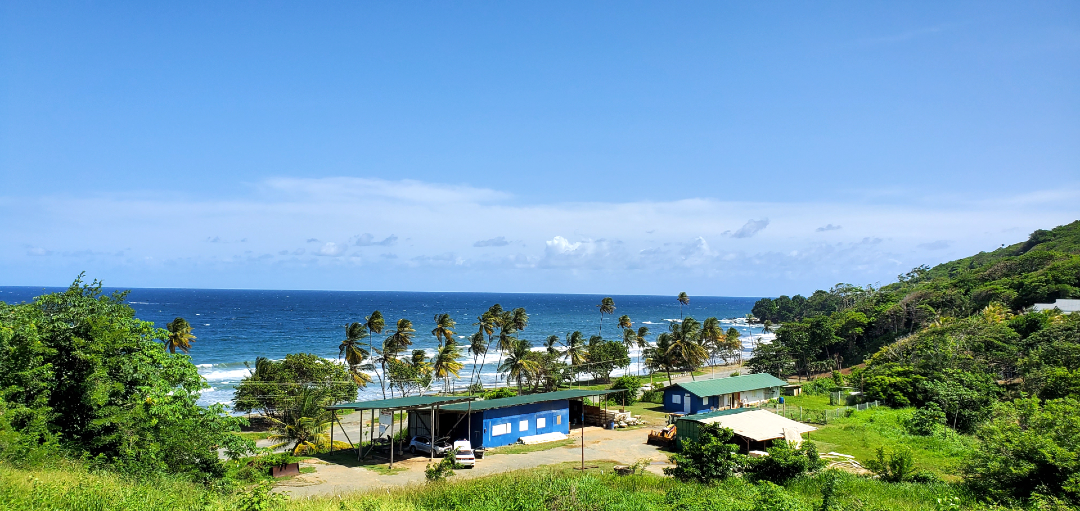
xmin=2 ymin=176 xmax=1077 ymax=294
xmin=315 ymin=242 xmax=346 ymax=257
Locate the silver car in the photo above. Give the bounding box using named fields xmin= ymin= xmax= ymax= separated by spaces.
xmin=408 ymin=435 xmax=450 ymax=456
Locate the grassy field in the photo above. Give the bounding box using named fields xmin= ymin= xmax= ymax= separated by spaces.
xmin=485 ymin=438 xmax=576 ymax=455
xmin=0 ymin=458 xmax=997 ymax=511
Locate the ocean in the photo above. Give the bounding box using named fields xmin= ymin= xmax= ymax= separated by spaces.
xmin=0 ymin=287 xmax=765 ymax=408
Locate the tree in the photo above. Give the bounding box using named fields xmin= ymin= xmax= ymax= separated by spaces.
xmin=647 ymin=333 xmax=678 ymax=385
xmin=339 ymin=322 xmax=372 ymax=386
xmin=432 ymin=341 xmax=464 ymax=394
xmin=962 ymin=397 xmax=1080 ymax=505
xmin=499 ymin=339 xmax=541 ymax=394
xmin=543 ymin=334 xmax=561 ymax=356
xmin=382 ymin=318 xmax=416 ymax=397
xmin=0 ymin=276 xmax=254 ymax=478
xmin=266 ymin=386 xmax=349 ymax=456
xmin=364 ymin=310 xmax=387 ymax=398
xmin=584 ymin=336 xmax=630 ymax=384
xmin=597 ymin=297 xmax=616 ymax=336
xmin=664 ymin=423 xmax=741 ymax=483
xmin=701 ymin=317 xmax=725 ymax=371
xmin=617 ymin=314 xmax=632 ymax=330
xmin=471 ymin=309 xmax=497 ymax=389
xmin=622 ymin=328 xmax=637 ymax=376
xmin=725 ymin=327 xmax=742 ymax=365
xmin=234 ymin=353 xmax=359 ymax=423
xmin=635 ymin=326 xmax=651 ymax=376
xmin=743 ymin=441 xmax=824 ymax=483
xmin=431 ymin=313 xmax=456 ymax=346
xmin=564 ymin=330 xmax=588 ymax=368
xmin=677 ymin=292 xmax=690 ymax=318
xmin=666 ymin=317 xmax=707 ymax=380
xmin=165 ymin=317 xmax=196 ymax=354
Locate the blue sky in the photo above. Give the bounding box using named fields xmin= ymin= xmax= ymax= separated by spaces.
xmin=2 ymin=2 xmax=1077 ymax=295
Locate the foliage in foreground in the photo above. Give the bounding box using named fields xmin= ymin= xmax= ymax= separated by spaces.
xmin=0 ymin=277 xmax=253 ymax=479
xmin=0 ymin=459 xmax=993 ymax=511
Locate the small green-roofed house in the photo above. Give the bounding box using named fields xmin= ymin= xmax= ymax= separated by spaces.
xmin=663 ymin=373 xmax=787 ymax=414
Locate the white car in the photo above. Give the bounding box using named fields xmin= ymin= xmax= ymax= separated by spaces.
xmin=453 ymin=440 xmax=476 ymax=467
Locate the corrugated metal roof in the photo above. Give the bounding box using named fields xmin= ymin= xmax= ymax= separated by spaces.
xmin=326 ymin=395 xmax=476 ymax=410
xmin=672 ymin=373 xmax=787 ymax=397
xmin=441 ymin=389 xmax=623 ymax=412
xmin=679 ymin=408 xmax=815 ymax=442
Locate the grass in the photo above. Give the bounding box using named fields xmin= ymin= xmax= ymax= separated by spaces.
xmin=485 ymin=438 xmax=576 ymax=455
xmin=0 ymin=458 xmax=1007 ymax=511
xmin=307 ymin=451 xmax=410 ymax=475
xmin=236 ymin=431 xmax=273 ymax=442
xmin=806 ymin=406 xmax=974 ymax=480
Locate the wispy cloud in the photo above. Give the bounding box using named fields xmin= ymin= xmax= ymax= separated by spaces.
xmin=731 ymin=219 xmax=770 ymax=239
xmin=474 ymin=236 xmax=510 ymax=247
xmin=816 ymin=224 xmax=842 ymax=232
xmin=353 ymin=234 xmax=398 ymax=247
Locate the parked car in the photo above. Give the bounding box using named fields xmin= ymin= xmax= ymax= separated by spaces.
xmin=453 ymin=440 xmax=475 ymax=467
xmin=408 ymin=436 xmax=451 ymax=456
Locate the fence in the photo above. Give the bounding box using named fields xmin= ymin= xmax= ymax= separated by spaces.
xmin=766 ymin=400 xmax=881 ymax=425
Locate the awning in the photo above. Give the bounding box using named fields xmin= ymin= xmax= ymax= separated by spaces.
xmin=690 ymin=409 xmax=815 ymax=442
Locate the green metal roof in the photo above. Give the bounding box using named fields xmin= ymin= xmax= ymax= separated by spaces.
xmin=671 ymin=373 xmax=787 ymax=397
xmin=325 ymin=395 xmax=476 ymax=411
xmin=441 ymin=389 xmax=624 ymax=412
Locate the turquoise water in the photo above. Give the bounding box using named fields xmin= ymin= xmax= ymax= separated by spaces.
xmin=0 ymin=287 xmax=762 ymax=407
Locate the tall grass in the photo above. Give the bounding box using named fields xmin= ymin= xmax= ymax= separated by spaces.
xmin=2 ymin=460 xmax=1000 ymax=511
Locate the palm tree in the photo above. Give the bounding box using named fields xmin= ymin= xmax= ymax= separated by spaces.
xmin=364 ymin=310 xmax=387 ymax=398
xmin=564 ymin=330 xmax=588 ymax=367
xmin=666 ymin=317 xmax=707 ymax=380
xmin=635 ymin=326 xmax=650 ymax=376
xmin=677 ymin=292 xmax=690 ymax=319
xmin=380 ymin=319 xmax=415 ymax=398
xmin=646 ymin=333 xmax=677 ymax=385
xmin=165 ymin=317 xmax=196 ymax=354
xmin=493 ymin=307 xmax=529 ymax=385
xmin=725 ymin=327 xmax=742 ymax=365
xmin=467 ymin=331 xmax=487 ymax=392
xmin=471 ymin=310 xmax=497 ymax=389
xmin=499 ymin=339 xmax=540 ymax=395
xmin=700 ymin=317 xmax=724 ymax=374
xmin=431 ymin=313 xmax=456 ymax=347
xmin=618 ymin=314 xmax=632 ymax=330
xmin=432 ymin=342 xmax=463 ymax=394
xmin=622 ymin=328 xmax=637 ymax=376
xmin=544 ymin=335 xmax=561 ymax=356
xmin=597 ymin=297 xmax=615 ymax=336
xmin=339 ymin=322 xmax=372 ymax=386
xmin=760 ymin=319 xmax=773 ymax=352
xmin=266 ymin=387 xmax=348 ymax=456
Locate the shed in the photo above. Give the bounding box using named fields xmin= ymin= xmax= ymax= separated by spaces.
xmin=675 ymin=408 xmax=816 ymax=452
xmin=1031 ymin=299 xmax=1080 ymax=313
xmin=663 ymin=373 xmax=787 ymax=414
xmin=421 ymin=389 xmax=621 ymax=449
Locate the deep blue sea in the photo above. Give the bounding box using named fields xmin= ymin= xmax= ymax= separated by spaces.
xmin=0 ymin=287 xmax=763 ymax=408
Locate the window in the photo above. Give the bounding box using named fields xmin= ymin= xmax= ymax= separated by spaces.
xmin=491 ymin=423 xmax=510 ymax=436
xmin=703 ymin=397 xmax=709 ymax=406
xmin=672 ymin=394 xmax=681 ymax=404
xmin=556 ymin=414 xmax=562 ymax=425
xmin=537 ymin=417 xmax=546 ymax=429
xmin=519 ymin=420 xmax=529 ymax=432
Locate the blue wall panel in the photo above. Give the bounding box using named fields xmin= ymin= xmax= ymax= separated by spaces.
xmin=477 ymin=400 xmax=570 ymax=448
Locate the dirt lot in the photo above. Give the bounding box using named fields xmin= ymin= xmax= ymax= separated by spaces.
xmin=275 ymin=426 xmax=672 ymax=497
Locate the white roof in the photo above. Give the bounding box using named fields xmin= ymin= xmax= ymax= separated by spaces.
xmin=695 ymin=409 xmax=816 ymax=442
xmin=1032 ymin=299 xmax=1080 ymax=313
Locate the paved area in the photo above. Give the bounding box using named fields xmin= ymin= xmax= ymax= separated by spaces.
xmin=275 ymin=426 xmax=672 ymax=497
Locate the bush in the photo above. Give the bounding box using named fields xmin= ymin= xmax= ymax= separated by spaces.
xmin=640 ymin=388 xmax=663 ymax=404
xmin=802 ymin=377 xmax=839 ymax=396
xmin=743 ymin=441 xmax=824 ymax=483
xmin=907 ymin=403 xmax=946 ymax=436
xmin=609 ymin=376 xmax=643 ymax=406
xmin=425 ymin=448 xmax=461 ymax=482
xmin=664 ymin=424 xmax=742 ymax=483
xmin=865 ymin=446 xmax=915 ymax=483
xmin=482 ymin=387 xmax=516 ymax=400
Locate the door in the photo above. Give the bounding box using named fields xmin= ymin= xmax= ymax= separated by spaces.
xmin=683 ymin=394 xmax=691 ymax=413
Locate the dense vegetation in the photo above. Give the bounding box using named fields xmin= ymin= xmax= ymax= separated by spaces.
xmin=0 ymin=276 xmax=254 ymax=479
xmin=745 ymin=221 xmax=1080 ymax=506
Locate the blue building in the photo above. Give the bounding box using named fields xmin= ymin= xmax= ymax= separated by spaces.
xmin=425 ymin=389 xmax=618 ymax=449
xmin=662 ymin=373 xmax=787 ymax=414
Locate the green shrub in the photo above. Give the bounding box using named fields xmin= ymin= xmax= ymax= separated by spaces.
xmin=609 ymin=376 xmax=643 ymax=406
xmin=743 ymin=441 xmax=824 ymax=483
xmin=482 ymin=387 xmax=516 ymax=400
xmin=664 ymin=424 xmax=742 ymax=483
xmin=425 ymin=448 xmax=461 ymax=482
xmin=907 ymin=403 xmax=946 ymax=436
xmin=640 ymin=388 xmax=663 ymax=404
xmin=865 ymin=446 xmax=916 ymax=483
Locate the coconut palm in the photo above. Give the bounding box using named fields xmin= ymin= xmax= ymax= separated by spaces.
xmin=385 ymin=318 xmax=416 ymax=354
xmin=564 ymin=330 xmax=588 ymax=367
xmin=467 ymin=331 xmax=487 ymax=391
xmin=493 ymin=307 xmax=529 ymax=385
xmin=700 ymin=317 xmax=724 ymax=372
xmin=164 ymin=317 xmax=196 ymax=354
xmin=431 ymin=313 xmax=456 ymax=347
xmin=596 ymin=297 xmax=616 ymax=336
xmin=622 ymin=328 xmax=638 ymax=376
xmin=470 ymin=310 xmax=498 ymax=388
xmin=646 ymin=333 xmax=677 ymax=385
xmin=635 ymin=326 xmax=650 ymax=376
xmin=725 ymin=327 xmax=742 ymax=365
xmin=665 ymin=317 xmax=707 ymax=380
xmin=618 ymin=315 xmax=632 ymax=330
xmin=364 ymin=310 xmax=387 ymax=397
xmin=339 ymin=322 xmax=372 ymax=386
xmin=677 ymin=292 xmax=690 ymax=318
xmin=432 ymin=342 xmax=464 ymax=394
xmin=499 ymin=339 xmax=541 ymax=394
xmin=544 ymin=335 xmax=561 ymax=356
xmin=266 ymin=387 xmax=348 ymax=456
